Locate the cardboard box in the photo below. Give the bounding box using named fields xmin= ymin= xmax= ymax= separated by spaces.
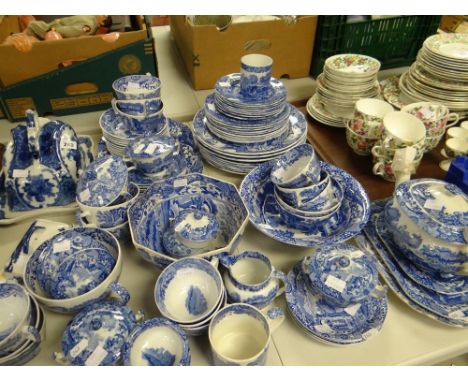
xmin=170 ymin=16 xmax=318 ymax=90
xmin=0 ymin=15 xmax=151 ymax=87
xmin=0 ymin=38 xmax=157 ymax=121
xmin=439 ymin=15 xmax=468 ymax=33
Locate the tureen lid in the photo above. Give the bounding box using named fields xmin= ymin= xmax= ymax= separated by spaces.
xmin=303 ymin=243 xmax=379 ymax=306
xmin=60 ymin=301 xmax=137 ymax=366
xmin=395 ymin=179 xmax=468 ymax=244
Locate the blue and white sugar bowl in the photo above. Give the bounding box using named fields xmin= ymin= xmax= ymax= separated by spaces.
xmin=122 ymin=318 xmax=190 ymax=366
xmin=303 ymin=243 xmax=384 ymax=307
xmin=220 ymin=251 xmax=287 ymax=309
xmin=173 ymin=209 xmax=220 ymax=250
xmin=54 ymin=301 xmax=142 ymax=366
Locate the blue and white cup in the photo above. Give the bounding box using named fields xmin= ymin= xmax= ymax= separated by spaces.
xmin=125 ymin=136 xmax=178 ymax=174
xmin=112 ymin=100 xmax=166 ymax=135
xmin=208 ymin=303 xmax=284 ymax=366
xmin=220 ymin=251 xmax=287 ymax=309
xmin=239 ymin=54 xmax=273 ymax=99
xmin=112 ymin=97 xmax=162 ymax=118
xmin=112 ymin=74 xmax=161 ymax=101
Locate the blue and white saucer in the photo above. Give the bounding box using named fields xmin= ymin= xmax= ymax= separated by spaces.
xmin=58 ymin=301 xmax=138 ymax=366
xmin=286 ymin=261 xmax=388 ymax=345
xmin=240 ymin=161 xmax=370 ymax=247
xmin=361 ymin=200 xmax=468 ymax=327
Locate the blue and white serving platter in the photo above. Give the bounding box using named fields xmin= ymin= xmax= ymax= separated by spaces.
xmin=360 ymin=200 xmax=468 ymax=327
xmin=57 ymin=301 xmax=139 ymax=366
xmin=0 ymin=136 xmax=94 ymax=225
xmin=240 ymin=161 xmax=370 ymax=247
xmin=285 ymin=261 xmax=388 ymax=346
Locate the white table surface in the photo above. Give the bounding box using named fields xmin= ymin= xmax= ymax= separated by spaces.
xmin=1 ymin=25 xmax=467 ymax=366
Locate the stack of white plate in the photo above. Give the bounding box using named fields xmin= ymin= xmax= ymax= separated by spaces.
xmin=193 ymin=75 xmax=307 ymax=175
xmin=399 ymin=33 xmax=468 ymax=119
xmin=306 ymin=94 xmax=345 ymax=128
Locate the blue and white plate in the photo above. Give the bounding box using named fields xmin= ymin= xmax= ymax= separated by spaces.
xmin=395 ymin=179 xmax=468 ymax=245
xmin=362 ymin=200 xmax=468 ymax=326
xmin=286 ymin=261 xmax=388 ymax=345
xmin=215 ymin=73 xmax=286 ymax=106
xmin=240 ymin=161 xmax=370 ymax=247
xmin=193 ymin=106 xmax=307 ymax=157
xmin=303 ymin=243 xmax=379 ymax=307
xmin=59 ymin=301 xmax=137 ymax=366
xmin=76 ymin=155 xmax=128 ymax=207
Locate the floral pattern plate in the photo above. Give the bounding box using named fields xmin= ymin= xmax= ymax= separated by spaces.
xmin=424 ymin=33 xmax=468 ymax=61
xmin=325 ymin=54 xmax=381 ymax=76
xmin=240 ymin=161 xmax=370 ymax=247
xmin=306 ymin=94 xmax=345 ymax=128
xmin=285 ymin=261 xmax=387 ymax=345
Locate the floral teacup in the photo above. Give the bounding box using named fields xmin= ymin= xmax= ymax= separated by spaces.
xmin=351 ymin=98 xmax=393 ymax=138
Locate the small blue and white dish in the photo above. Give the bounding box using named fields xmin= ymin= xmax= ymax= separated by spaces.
xmin=125 ymin=135 xmax=178 ymax=174
xmin=122 ymin=318 xmax=190 ymax=366
xmin=285 ymin=261 xmax=388 ymax=345
xmin=55 ymin=300 xmax=138 ymax=366
xmin=76 ymin=155 xmax=128 ymax=208
xmin=128 ymin=174 xmax=248 ymax=268
xmin=173 ymin=209 xmax=220 ymax=249
xmin=302 ymin=243 xmax=381 ymax=307
xmin=154 ymin=258 xmax=224 ymax=324
xmin=270 ymin=143 xmax=321 ymax=188
xmin=240 ymin=161 xmax=370 ymax=247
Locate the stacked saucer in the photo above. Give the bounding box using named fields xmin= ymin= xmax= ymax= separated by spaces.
xmin=311 ymin=54 xmax=381 ymax=121
xmin=286 ymin=243 xmax=388 ymax=345
xmin=193 ymin=54 xmax=307 ymax=174
xmin=400 ymin=33 xmax=468 ymax=119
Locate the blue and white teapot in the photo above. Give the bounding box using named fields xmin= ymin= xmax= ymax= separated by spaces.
xmin=2 ymin=110 xmax=85 ymax=212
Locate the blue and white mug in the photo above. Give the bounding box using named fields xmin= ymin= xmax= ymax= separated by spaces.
xmin=208 ymin=303 xmax=284 ymax=366
xmin=239 ymin=54 xmax=273 ymax=99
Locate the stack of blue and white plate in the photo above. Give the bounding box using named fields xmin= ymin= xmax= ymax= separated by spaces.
xmin=193 ymin=54 xmax=307 ymax=174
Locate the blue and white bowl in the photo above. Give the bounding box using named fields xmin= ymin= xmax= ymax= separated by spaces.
xmin=128 ymin=174 xmax=249 ymax=269
xmin=112 ymin=74 xmax=161 ymax=101
xmin=270 ymin=143 xmax=321 ymax=188
xmin=154 ymin=258 xmax=224 ymax=324
xmin=302 ymin=243 xmax=382 ymax=307
xmin=125 ymin=136 xmax=178 ymax=174
xmin=24 ymin=227 xmax=128 ymax=314
xmin=76 ymin=155 xmax=129 ymax=208
xmin=55 ymin=301 xmax=138 ymax=366
xmin=122 ymin=318 xmax=190 ymax=366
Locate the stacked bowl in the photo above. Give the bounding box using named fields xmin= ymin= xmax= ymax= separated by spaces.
xmin=154 ymin=258 xmax=227 ymax=336
xmin=23 ymin=227 xmax=128 ymax=314
xmin=271 ymin=144 xmax=344 ymax=230
xmin=285 ymin=243 xmax=388 ymax=345
xmin=312 ymin=54 xmax=381 ymax=121
xmin=440 ymin=127 xmax=468 ymax=171
xmin=100 ymin=74 xmax=168 ymax=156
xmin=345 ymin=98 xmax=394 ymax=156
xmin=75 ymin=155 xmax=134 ymax=240
xmin=400 ymin=33 xmax=468 ymax=119
xmin=193 ymin=54 xmax=307 ymax=174
xmin=0 ymin=282 xmax=45 ymax=365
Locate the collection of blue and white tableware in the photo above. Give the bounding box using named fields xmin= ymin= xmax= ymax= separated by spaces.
xmin=286 ymin=243 xmax=388 ymax=345
xmin=0 ymin=109 xmax=94 ymax=220
xmin=357 ymin=179 xmax=468 ymax=327
xmin=0 ymin=281 xmax=45 ymax=365
xmin=193 ymin=54 xmax=307 ymax=174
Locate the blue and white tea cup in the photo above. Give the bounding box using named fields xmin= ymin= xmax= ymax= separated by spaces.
xmin=208 ymin=303 xmax=284 ymax=366
xmin=174 ymin=209 xmax=220 ymax=250
xmin=112 ymin=97 xmax=162 ymax=118
xmin=112 ymin=74 xmax=161 ymax=101
xmin=122 ymin=318 xmax=191 ymax=366
xmin=240 ymin=54 xmax=273 ymax=99
xmin=77 ymin=182 xmax=139 ymax=229
xmin=112 ymin=100 xmax=166 ymax=135
xmin=125 ymin=136 xmax=178 ymax=174
xmin=220 ymin=251 xmax=287 ymax=309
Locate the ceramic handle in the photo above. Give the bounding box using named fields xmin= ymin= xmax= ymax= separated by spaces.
xmin=264 ymin=307 xmax=285 ymax=333
xmin=372 ymin=161 xmax=385 ymax=176
xmin=108 ymin=282 xmax=130 ymax=305
xmin=446 ymin=112 xmax=460 ymax=127
xmin=209 ymin=256 xmax=219 ymax=269
xmin=21 ymin=325 xmax=41 ymax=343
xmin=272 ymin=269 xmax=288 ymax=298
xmin=53 ymin=351 xmax=69 ymax=365
xmin=370 ymin=284 xmax=388 ymax=299
xmin=135 ymin=309 xmax=145 ymax=322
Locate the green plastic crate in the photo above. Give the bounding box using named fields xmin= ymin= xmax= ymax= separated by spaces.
xmin=310 ymin=15 xmax=441 ymax=77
